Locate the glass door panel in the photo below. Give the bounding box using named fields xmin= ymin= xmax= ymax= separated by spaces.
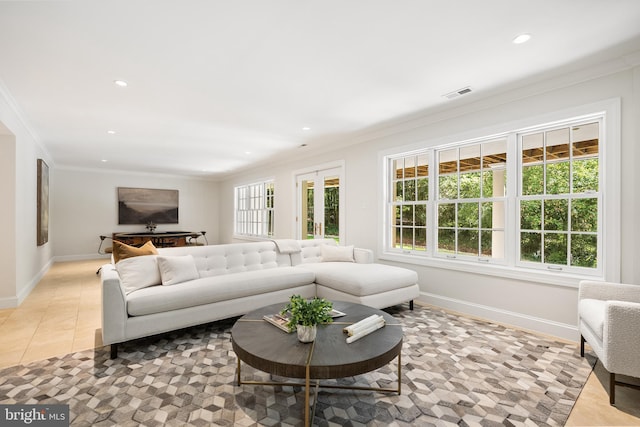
xmin=297 ymin=167 xmax=343 ymax=242
xmin=323 ymin=175 xmax=340 ymax=241
xmin=300 ymin=178 xmax=315 ymax=239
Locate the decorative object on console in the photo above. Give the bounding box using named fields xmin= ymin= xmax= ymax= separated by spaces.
xmin=117 ymin=187 xmax=179 ymax=225
xmin=281 ymin=295 xmax=334 ymax=342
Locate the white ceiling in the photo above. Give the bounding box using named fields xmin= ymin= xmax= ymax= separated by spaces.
xmin=1 ymin=1 xmax=640 ymax=178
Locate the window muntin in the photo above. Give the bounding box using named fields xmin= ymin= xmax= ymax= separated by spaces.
xmin=436 ymin=138 xmax=507 ymax=261
xmin=390 ymin=153 xmax=429 ymax=252
xmin=518 ymin=120 xmax=600 ymax=271
xmin=383 ymin=114 xmax=604 ymax=278
xmin=234 ymin=181 xmax=274 ymax=237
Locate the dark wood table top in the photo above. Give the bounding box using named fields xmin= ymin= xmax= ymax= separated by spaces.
xmin=231 ymin=301 xmax=403 ymax=380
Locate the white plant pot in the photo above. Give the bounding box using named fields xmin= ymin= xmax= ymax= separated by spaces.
xmin=296 ymin=325 xmax=317 ymax=343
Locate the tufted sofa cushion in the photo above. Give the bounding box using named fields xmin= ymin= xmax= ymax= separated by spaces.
xmin=156 ymin=241 xmax=291 ymax=277
xmin=127 ymin=266 xmax=315 ymax=316
xmin=296 ymin=262 xmax=418 ymax=297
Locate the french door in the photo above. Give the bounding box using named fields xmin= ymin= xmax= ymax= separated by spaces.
xmin=296 ymin=166 xmax=344 ymax=242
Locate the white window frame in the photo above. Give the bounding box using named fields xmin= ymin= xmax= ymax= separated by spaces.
xmin=515 ymin=117 xmax=603 ymax=277
xmin=234 ymin=180 xmax=275 ymax=238
xmin=388 ymin=151 xmax=432 ymax=256
xmin=379 ymin=99 xmax=620 ymax=287
xmin=434 ymin=138 xmax=509 ymax=265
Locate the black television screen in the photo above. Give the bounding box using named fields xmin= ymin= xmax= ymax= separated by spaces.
xmin=118 ymin=187 xmax=179 ymax=224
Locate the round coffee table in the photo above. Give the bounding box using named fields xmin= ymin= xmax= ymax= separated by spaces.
xmin=231 ymin=301 xmax=403 ymax=426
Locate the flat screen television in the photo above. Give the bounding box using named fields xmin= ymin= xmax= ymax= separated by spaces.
xmin=118 ymin=187 xmax=179 ymax=225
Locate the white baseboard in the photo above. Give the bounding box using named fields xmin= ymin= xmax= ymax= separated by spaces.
xmin=0 ymin=295 xmax=18 ymax=309
xmin=418 ymin=292 xmax=578 ymax=342
xmin=54 ymin=254 xmax=111 ymax=263
xmin=0 ymin=259 xmax=54 ymax=309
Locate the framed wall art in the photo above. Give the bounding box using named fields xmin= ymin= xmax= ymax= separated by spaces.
xmin=37 ymin=158 xmax=49 ymax=246
xmin=118 ymin=187 xmax=179 ymax=225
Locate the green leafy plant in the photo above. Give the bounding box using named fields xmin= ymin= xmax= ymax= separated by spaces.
xmin=281 ymin=295 xmax=333 ymax=332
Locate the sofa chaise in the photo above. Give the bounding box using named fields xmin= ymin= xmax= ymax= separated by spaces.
xmin=101 ymin=239 xmax=419 ymax=358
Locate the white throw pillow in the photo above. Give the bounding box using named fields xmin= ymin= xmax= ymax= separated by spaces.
xmin=321 ymin=244 xmax=354 ymax=262
xmin=157 ymin=255 xmax=200 ymax=286
xmin=116 ymin=255 xmax=161 ymax=295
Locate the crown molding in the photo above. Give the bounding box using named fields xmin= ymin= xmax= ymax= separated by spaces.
xmin=55 ymin=164 xmax=222 ymax=182
xmin=0 ymin=76 xmax=53 ymax=164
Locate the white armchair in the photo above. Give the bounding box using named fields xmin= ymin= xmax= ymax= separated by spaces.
xmin=578 ymin=280 xmax=640 ymax=404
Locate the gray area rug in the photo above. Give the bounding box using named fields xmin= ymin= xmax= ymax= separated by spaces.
xmin=0 ymin=306 xmax=594 ymax=426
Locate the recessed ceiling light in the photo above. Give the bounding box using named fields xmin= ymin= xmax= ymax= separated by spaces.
xmin=101 ymin=159 xmax=108 ymax=163
xmin=512 ymin=33 xmax=531 ymax=44
xmin=302 ymin=127 xmax=311 ymax=131
xmin=113 ymin=80 xmax=128 ymax=87
xmin=107 ymin=130 xmax=116 ymax=135
xmin=245 ymin=151 xmax=252 ymax=155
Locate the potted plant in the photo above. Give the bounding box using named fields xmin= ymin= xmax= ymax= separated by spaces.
xmin=281 ymin=295 xmax=334 ymax=342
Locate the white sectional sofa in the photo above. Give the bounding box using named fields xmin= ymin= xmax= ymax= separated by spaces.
xmin=101 ymin=239 xmax=419 ymax=358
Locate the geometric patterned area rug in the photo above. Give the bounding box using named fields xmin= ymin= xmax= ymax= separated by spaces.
xmin=0 ymin=305 xmax=594 ymax=426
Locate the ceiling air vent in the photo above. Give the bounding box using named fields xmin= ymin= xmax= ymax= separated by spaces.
xmin=443 ymin=86 xmax=473 ymax=100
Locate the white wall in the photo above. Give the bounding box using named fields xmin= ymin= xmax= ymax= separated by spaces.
xmin=219 ymin=64 xmax=640 ymax=341
xmin=0 ymin=89 xmax=53 ymax=308
xmin=52 ymin=168 xmax=220 ymax=260
xmin=0 ymin=131 xmax=16 ymax=303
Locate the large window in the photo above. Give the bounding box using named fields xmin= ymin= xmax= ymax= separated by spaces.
xmin=518 ymin=120 xmax=600 ymax=272
xmin=436 ymin=138 xmax=507 ymax=261
xmin=390 ymin=154 xmax=429 ymax=252
xmin=384 ymin=112 xmax=610 ymax=280
xmin=234 ymin=180 xmax=274 ymax=238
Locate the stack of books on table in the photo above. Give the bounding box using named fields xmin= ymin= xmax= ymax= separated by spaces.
xmin=263 ymin=308 xmax=347 ymax=332
xmin=263 ymin=313 xmax=292 ymax=332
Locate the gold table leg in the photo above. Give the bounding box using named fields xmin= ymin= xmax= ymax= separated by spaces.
xmin=305 ymin=363 xmax=310 ymax=427
xmin=234 ymin=345 xmax=401 ymax=425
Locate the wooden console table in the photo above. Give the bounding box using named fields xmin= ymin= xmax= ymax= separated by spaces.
xmin=112 ymin=231 xmax=203 ymax=248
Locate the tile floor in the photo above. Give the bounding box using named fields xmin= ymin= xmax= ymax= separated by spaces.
xmin=0 ymin=258 xmax=638 ymax=425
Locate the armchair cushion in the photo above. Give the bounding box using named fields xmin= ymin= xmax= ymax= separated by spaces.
xmin=578 ymin=280 xmax=640 ymax=379
xmin=578 ymin=298 xmax=606 ymax=341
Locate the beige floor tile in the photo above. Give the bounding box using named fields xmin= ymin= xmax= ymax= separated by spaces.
xmin=0 ymin=335 xmax=33 ymax=353
xmin=21 ymin=342 xmax=73 ymax=365
xmin=0 ymin=349 xmax=25 ymax=369
xmin=4 ymin=307 xmax=46 ymax=323
xmin=0 ymin=324 xmax=38 ymax=345
xmin=31 ymin=328 xmax=75 ymax=346
xmin=0 ymin=308 xmax=15 ymax=326
xmin=72 ymin=328 xmax=102 ymax=352
xmin=566 ymin=362 xmax=640 ymax=426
